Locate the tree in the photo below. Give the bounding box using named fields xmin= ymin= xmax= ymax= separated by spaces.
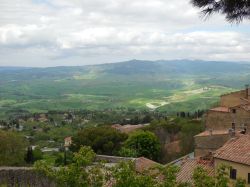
xmin=191 ymin=0 xmax=250 ymax=22
xmin=111 ymin=161 xmax=155 ymax=187
xmin=124 ymin=131 xmax=161 ymax=161
xmin=71 ymin=127 xmax=128 ymax=155
xmin=0 ymin=130 xmax=27 ymax=166
xmin=25 ymin=146 xmax=34 ymax=164
xmin=35 ymin=146 xmax=104 ymax=187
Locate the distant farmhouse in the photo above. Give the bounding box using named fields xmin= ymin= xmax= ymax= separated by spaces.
xmin=192 ymin=85 xmax=250 ymax=185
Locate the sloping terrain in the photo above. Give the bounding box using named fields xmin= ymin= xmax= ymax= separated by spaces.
xmin=0 ymin=60 xmax=249 ymax=117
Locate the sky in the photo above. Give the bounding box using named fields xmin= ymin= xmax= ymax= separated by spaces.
xmin=0 ymin=0 xmax=250 ymax=67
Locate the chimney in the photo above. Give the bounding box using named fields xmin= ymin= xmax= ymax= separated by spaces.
xmin=228 ymin=128 xmax=235 ymax=138
xmin=245 ymin=84 xmax=249 ymax=99
xmin=209 ymin=129 xmax=213 ymax=136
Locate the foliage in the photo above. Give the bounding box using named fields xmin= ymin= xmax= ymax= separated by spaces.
xmin=179 ymin=120 xmax=204 ymax=154
xmin=111 ymin=161 xmax=155 ymax=187
xmin=191 ymin=0 xmax=250 ymax=22
xmin=193 ymin=165 xmax=246 ymax=187
xmin=193 ymin=167 xmax=215 ymax=187
xmin=71 ymin=127 xmax=128 ymax=155
xmin=118 ymin=147 xmax=138 ymax=158
xmin=235 ymin=179 xmax=246 ymax=187
xmin=0 ymin=130 xmax=27 ymax=166
xmin=35 ymin=146 xmax=104 ymax=187
xmin=124 ymin=131 xmax=161 ymax=161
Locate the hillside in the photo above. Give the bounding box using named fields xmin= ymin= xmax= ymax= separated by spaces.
xmin=0 ymin=59 xmax=250 ymax=117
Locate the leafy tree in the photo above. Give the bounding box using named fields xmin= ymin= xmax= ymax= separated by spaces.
xmin=35 ymin=146 xmax=104 ymax=187
xmin=111 ymin=161 xmax=155 ymax=187
xmin=180 ymin=121 xmax=204 ymax=154
xmin=124 ymin=131 xmax=161 ymax=161
xmin=193 ymin=167 xmax=215 ymax=187
xmin=71 ymin=127 xmax=128 ymax=155
xmin=33 ymin=147 xmax=43 ymax=161
xmin=118 ymin=147 xmax=138 ymax=158
xmin=191 ymin=0 xmax=250 ymax=22
xmin=0 ymin=130 xmax=27 ymax=166
xmin=193 ymin=164 xmax=246 ymax=187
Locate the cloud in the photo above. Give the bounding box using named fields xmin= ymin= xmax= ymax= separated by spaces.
xmin=0 ymin=0 xmax=249 ymax=66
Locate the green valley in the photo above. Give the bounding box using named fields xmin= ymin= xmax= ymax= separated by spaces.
xmin=0 ymin=59 xmax=249 ymax=118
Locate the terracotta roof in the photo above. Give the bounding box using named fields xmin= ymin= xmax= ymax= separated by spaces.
xmin=214 ymin=134 xmax=250 ymax=166
xmin=195 ymin=130 xmax=229 ymax=137
xmin=209 ymin=107 xmax=230 ymax=113
xmin=177 ymin=159 xmax=214 ymax=184
xmin=135 ymin=157 xmax=159 ymax=173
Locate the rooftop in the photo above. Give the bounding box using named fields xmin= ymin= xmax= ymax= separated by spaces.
xmin=177 ymin=158 xmax=214 ymax=184
xmin=195 ymin=130 xmax=229 ymax=137
xmin=214 ymin=134 xmax=250 ymax=166
xmin=209 ymin=107 xmax=230 ymax=113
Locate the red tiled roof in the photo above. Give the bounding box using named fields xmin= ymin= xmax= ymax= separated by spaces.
xmin=195 ymin=130 xmax=229 ymax=137
xmin=177 ymin=159 xmax=214 ymax=184
xmin=135 ymin=157 xmax=159 ymax=173
xmin=214 ymin=134 xmax=250 ymax=166
xmin=209 ymin=107 xmax=230 ymax=113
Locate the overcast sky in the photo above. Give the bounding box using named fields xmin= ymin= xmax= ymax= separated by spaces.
xmin=0 ymin=0 xmax=250 ymax=67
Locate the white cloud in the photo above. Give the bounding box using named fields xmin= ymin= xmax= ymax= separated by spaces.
xmin=0 ymin=0 xmax=249 ymax=67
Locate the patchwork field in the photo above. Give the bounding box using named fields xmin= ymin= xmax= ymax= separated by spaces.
xmin=0 ymin=59 xmax=249 ymax=118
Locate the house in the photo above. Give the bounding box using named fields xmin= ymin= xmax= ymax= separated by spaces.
xmin=214 ymin=134 xmax=250 ymax=186
xmin=194 ymin=130 xmax=233 ymax=157
xmin=195 ymin=86 xmax=250 ymax=157
xmin=64 ymin=136 xmax=72 ymax=147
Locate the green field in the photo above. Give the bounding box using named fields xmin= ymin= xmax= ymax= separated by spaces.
xmin=0 ymin=59 xmax=249 ymax=118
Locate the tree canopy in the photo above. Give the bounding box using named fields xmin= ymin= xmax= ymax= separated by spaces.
xmin=191 ymin=0 xmax=250 ymax=22
xmin=71 ymin=126 xmax=128 ymax=155
xmin=124 ymin=131 xmax=161 ymax=161
xmin=0 ymin=130 xmax=27 ymax=166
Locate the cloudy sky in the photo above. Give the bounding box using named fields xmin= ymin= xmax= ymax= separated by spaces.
xmin=0 ymin=0 xmax=250 ymax=67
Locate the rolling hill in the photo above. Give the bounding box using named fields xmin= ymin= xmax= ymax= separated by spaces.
xmin=0 ymin=59 xmax=250 ymax=118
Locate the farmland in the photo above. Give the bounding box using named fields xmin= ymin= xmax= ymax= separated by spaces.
xmin=0 ymin=59 xmax=249 ymax=118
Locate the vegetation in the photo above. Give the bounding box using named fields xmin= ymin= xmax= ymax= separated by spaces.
xmin=1 ymin=60 xmax=248 ymax=119
xmin=71 ymin=127 xmax=128 ymax=155
xmin=36 ymin=146 xmax=247 ymax=187
xmin=191 ymin=0 xmax=250 ymax=22
xmin=0 ymin=130 xmax=27 ymax=166
xmin=124 ymin=131 xmax=161 ymax=161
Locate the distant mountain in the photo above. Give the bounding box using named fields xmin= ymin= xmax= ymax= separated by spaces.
xmin=1 ymin=59 xmax=249 ymax=80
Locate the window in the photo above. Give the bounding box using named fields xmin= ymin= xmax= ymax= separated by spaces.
xmin=232 ymin=109 xmax=236 ymax=113
xmin=248 ymin=173 xmax=250 ymax=184
xmin=230 ymin=168 xmax=237 ymax=180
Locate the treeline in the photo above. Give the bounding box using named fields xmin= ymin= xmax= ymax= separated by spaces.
xmin=177 ymin=109 xmax=206 ymax=118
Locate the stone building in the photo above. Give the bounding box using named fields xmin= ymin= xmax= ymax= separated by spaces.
xmin=195 ymin=86 xmax=250 ymax=157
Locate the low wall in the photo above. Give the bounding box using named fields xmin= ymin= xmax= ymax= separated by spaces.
xmin=0 ymin=167 xmax=55 ymax=187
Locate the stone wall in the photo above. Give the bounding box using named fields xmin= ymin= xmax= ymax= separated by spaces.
xmin=95 ymin=155 xmax=135 ymax=163
xmin=205 ymin=111 xmax=233 ymax=130
xmin=194 ymin=133 xmax=231 ymax=157
xmin=0 ymin=167 xmax=55 ymax=187
xmin=205 ymin=108 xmax=250 ymax=132
xmin=220 ymin=90 xmax=247 ymax=107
